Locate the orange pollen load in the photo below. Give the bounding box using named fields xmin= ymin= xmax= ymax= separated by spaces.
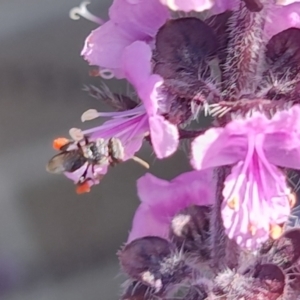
xmin=53 ymin=137 xmax=70 ymax=150
xmin=76 ymin=181 xmax=91 ymax=194
xmin=270 ymin=224 xmax=282 ymax=240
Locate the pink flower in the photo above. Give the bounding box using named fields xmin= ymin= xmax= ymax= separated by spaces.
xmin=61 ymin=106 xmax=149 ymax=192
xmin=81 ymin=0 xmax=169 ymax=78
xmin=81 ymin=0 xmax=300 ymax=78
xmin=122 ymin=41 xmax=179 ymax=158
xmin=127 ymin=170 xmax=215 ymax=242
xmin=191 ymin=105 xmax=300 ymax=249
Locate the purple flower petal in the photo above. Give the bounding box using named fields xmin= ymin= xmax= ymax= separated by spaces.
xmin=262 ymin=105 xmax=300 ymax=169
xmin=81 ymin=21 xmax=137 ymax=78
xmin=110 ymin=0 xmax=169 ymax=37
xmin=123 ymin=41 xmax=179 ymax=158
xmin=191 ymin=126 xmax=246 ymax=170
xmin=266 ymin=3 xmax=300 ymax=38
xmin=191 ymin=108 xmax=299 ymax=249
xmin=191 ymin=109 xmax=300 ymax=171
xmin=81 ymin=0 xmax=169 ymax=78
xmin=128 ymin=170 xmax=215 ymax=242
xmin=222 ymin=156 xmax=290 ymax=250
xmin=149 ymin=115 xmax=179 ymax=159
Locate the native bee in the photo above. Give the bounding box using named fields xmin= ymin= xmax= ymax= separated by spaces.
xmin=46 ymin=136 xmax=124 ymax=186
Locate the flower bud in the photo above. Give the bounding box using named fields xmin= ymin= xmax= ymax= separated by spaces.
xmin=118 ymin=237 xmax=188 ymax=292
xmin=267 ymin=228 xmax=300 ymax=269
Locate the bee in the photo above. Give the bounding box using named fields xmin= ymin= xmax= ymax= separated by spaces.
xmin=46 ymin=136 xmax=124 ymax=188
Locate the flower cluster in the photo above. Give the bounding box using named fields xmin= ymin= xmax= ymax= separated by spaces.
xmin=47 ymin=0 xmax=300 ymax=298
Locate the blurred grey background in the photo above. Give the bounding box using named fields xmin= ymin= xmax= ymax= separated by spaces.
xmin=0 ymin=1 xmax=190 ymax=299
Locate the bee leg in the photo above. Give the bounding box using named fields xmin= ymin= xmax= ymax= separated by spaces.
xmin=78 ymin=163 xmax=90 ymax=183
xmin=79 ymin=163 xmax=97 ymax=184
xmin=84 ymin=135 xmax=89 ymax=145
xmin=76 ymin=140 xmax=86 ymax=156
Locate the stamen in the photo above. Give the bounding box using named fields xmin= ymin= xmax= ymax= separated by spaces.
xmin=52 ymin=137 xmax=70 ymax=150
xmin=76 ymin=181 xmax=91 ymax=194
xmin=131 ymin=156 xmax=150 ymax=169
xmin=270 ymin=224 xmax=283 ymax=240
xmin=81 ymin=109 xmax=100 ymax=122
xmin=227 ymin=197 xmax=239 ymax=210
xmin=69 ymin=128 xmax=84 ymax=141
xmin=69 ymin=2 xmax=104 ymax=24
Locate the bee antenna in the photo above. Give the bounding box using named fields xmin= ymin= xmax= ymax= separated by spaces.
xmin=131 ymin=156 xmax=150 ymax=169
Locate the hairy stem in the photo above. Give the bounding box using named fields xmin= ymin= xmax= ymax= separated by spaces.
xmin=210 ymin=166 xmax=230 ymax=271
xmin=222 ymin=0 xmax=270 ymax=99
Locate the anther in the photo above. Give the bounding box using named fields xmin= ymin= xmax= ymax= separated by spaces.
xmin=249 ymin=223 xmax=257 ymax=236
xmin=81 ymin=109 xmax=99 ymax=122
xmin=227 ymin=197 xmax=239 ymax=210
xmin=270 ymin=224 xmax=282 ymax=240
xmin=69 ymin=128 xmax=84 ymax=141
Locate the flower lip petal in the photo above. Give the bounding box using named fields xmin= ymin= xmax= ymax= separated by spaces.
xmin=191 ymin=127 xmax=246 ymax=170
xmin=128 ymin=170 xmax=215 ymax=242
xmin=266 ymin=3 xmax=300 ymax=38
xmin=122 ymin=41 xmax=179 ymax=158
xmin=81 ymin=21 xmax=137 ymax=77
xmin=262 ymin=105 xmax=300 ymax=169
xmin=109 ymin=0 xmax=170 ymax=37
xmin=149 ymin=115 xmax=179 ymax=158
xmin=122 ymin=41 xmax=153 ymax=90
xmin=222 ymin=149 xmax=291 ymax=249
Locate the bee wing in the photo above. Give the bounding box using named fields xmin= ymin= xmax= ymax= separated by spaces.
xmin=46 ymin=151 xmax=86 ymax=174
